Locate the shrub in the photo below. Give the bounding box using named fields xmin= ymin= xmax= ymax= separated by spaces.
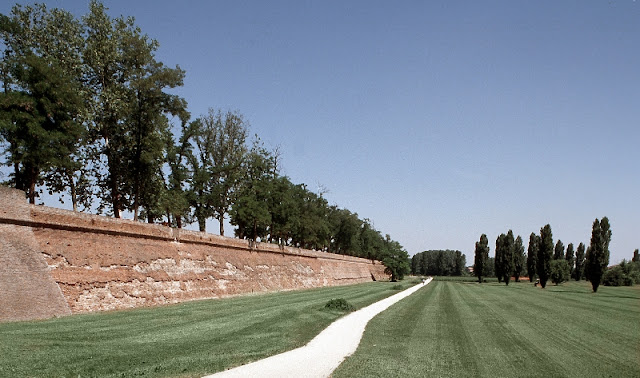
xmin=550 ymin=259 xmax=570 ymax=285
xmin=324 ymin=298 xmax=355 ymax=312
xmin=603 ymin=267 xmax=624 ymax=287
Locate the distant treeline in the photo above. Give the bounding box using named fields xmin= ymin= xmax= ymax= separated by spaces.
xmin=0 ymin=2 xmax=411 ymax=279
xmin=410 ymin=250 xmax=467 ymax=277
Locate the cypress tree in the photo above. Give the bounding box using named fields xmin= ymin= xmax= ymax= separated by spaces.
xmin=502 ymin=230 xmax=515 ymax=285
xmin=495 ymin=234 xmax=505 ymax=283
xmin=474 ymin=234 xmax=490 ymax=283
xmin=527 ymin=233 xmax=539 ymax=282
xmin=565 ymin=243 xmax=575 ymax=279
xmin=513 ymin=235 xmax=525 ymax=282
xmin=537 ymin=224 xmax=554 ymax=288
xmin=585 ymin=217 xmax=612 ymax=292
xmin=575 ymin=242 xmax=586 ymax=281
xmin=633 ymin=249 xmax=639 ymax=263
xmin=554 ymin=240 xmax=565 ymax=260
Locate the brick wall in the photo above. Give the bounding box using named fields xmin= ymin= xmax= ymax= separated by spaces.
xmin=0 ymin=187 xmax=388 ymax=321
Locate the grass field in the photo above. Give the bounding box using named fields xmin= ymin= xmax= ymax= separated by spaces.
xmin=0 ymin=280 xmax=417 ymax=378
xmin=333 ymin=279 xmax=640 ymax=378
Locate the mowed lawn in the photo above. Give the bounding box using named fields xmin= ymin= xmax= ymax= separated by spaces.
xmin=0 ymin=280 xmax=416 ymax=378
xmin=333 ymin=279 xmax=640 ymax=378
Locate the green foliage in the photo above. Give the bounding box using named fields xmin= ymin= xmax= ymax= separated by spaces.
xmin=585 ymin=217 xmax=612 ymax=292
xmin=513 ymin=234 xmax=525 ymax=282
xmin=414 ymin=249 xmax=467 ymax=277
xmin=527 ymin=232 xmax=539 ymax=282
xmin=324 ymin=298 xmax=355 ymax=312
xmin=550 ymin=259 xmax=571 ymax=285
xmin=381 ymin=236 xmax=410 ymax=282
xmin=633 ymin=249 xmax=639 ymax=263
xmin=554 ymin=239 xmax=565 ymax=260
xmin=0 ymin=4 xmax=85 ymax=204
xmin=565 ymin=243 xmax=575 ymax=279
xmin=575 ymin=242 xmax=586 ymax=281
xmin=603 ymin=260 xmax=640 ymax=287
xmin=537 ymin=224 xmax=554 ymax=288
xmin=474 ymin=234 xmax=490 ymax=283
xmin=495 ymin=230 xmax=515 ymax=285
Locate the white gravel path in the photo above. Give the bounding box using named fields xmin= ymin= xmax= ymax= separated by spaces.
xmin=204 ymin=277 xmax=432 ymax=378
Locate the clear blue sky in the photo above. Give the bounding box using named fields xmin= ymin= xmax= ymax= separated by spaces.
xmin=2 ymin=1 xmax=638 ymax=264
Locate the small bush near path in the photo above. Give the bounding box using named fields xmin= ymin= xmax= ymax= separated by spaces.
xmin=324 ymin=298 xmax=355 ymax=312
xmin=333 ymin=280 xmax=640 ymax=378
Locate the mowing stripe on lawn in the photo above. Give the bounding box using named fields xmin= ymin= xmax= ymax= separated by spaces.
xmin=332 ymin=280 xmax=640 ymax=378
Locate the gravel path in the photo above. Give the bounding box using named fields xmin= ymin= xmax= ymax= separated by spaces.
xmin=204 ymin=278 xmax=433 ymax=378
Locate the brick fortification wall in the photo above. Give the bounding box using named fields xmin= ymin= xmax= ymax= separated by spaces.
xmin=0 ymin=187 xmax=387 ymax=322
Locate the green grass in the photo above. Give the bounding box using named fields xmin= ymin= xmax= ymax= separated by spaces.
xmin=333 ymin=280 xmax=640 ymax=378
xmin=0 ymin=281 xmax=414 ymax=378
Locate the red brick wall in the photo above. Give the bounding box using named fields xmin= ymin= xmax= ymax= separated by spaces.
xmin=0 ymin=187 xmax=388 ymax=321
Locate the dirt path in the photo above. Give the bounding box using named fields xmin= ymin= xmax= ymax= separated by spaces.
xmin=204 ymin=278 xmax=432 ymax=378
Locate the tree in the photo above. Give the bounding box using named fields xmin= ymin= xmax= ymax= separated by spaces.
xmin=495 ymin=234 xmax=505 ymax=283
xmin=201 ymin=109 xmax=248 ymax=236
xmin=513 ymin=235 xmax=525 ymax=282
xmin=574 ymin=242 xmax=586 ymax=281
xmin=474 ymin=234 xmax=490 ymax=283
xmin=454 ymin=250 xmax=466 ymax=276
xmin=550 ymin=259 xmax=570 ymax=285
xmin=565 ymin=243 xmax=575 ymax=279
xmin=633 ymin=249 xmax=639 ymax=263
xmin=501 ymin=230 xmax=515 ymax=285
xmin=381 ymin=236 xmax=410 ymax=282
xmin=554 ymin=240 xmax=565 ymax=260
xmin=537 ymin=224 xmax=554 ymax=288
xmin=527 ymin=233 xmax=539 ymax=282
xmin=585 ymin=217 xmax=612 ymax=293
xmin=229 ymin=138 xmax=275 ymax=241
xmin=0 ymin=4 xmax=86 ymax=204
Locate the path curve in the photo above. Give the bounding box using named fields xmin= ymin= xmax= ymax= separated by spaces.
xmin=204 ymin=278 xmax=433 ymax=378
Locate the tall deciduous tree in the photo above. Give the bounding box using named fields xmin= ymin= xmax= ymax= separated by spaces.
xmin=527 ymin=233 xmax=539 ymax=282
xmin=585 ymin=217 xmax=612 ymax=293
xmin=574 ymin=242 xmax=586 ymax=281
xmin=0 ymin=4 xmax=85 ymax=204
xmin=537 ymin=224 xmax=554 ymax=288
xmin=474 ymin=234 xmax=490 ymax=283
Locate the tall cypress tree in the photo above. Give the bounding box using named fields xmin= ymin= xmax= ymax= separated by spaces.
xmin=565 ymin=243 xmax=575 ymax=279
xmin=502 ymin=230 xmax=515 ymax=285
xmin=537 ymin=224 xmax=554 ymax=288
xmin=574 ymin=242 xmax=586 ymax=280
xmin=554 ymin=240 xmax=565 ymax=260
xmin=513 ymin=235 xmax=525 ymax=282
xmin=495 ymin=234 xmax=505 ymax=283
xmin=474 ymin=234 xmax=489 ymax=283
xmin=585 ymin=217 xmax=612 ymax=292
xmin=527 ymin=233 xmax=539 ymax=282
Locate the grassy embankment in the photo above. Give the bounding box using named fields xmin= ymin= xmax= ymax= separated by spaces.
xmin=333 ymin=278 xmax=640 ymax=377
xmin=0 ymin=280 xmax=418 ymax=378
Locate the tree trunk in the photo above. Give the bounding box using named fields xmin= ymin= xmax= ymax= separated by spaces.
xmin=218 ymin=214 xmax=225 ymax=236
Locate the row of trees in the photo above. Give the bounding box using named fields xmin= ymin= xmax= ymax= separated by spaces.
xmin=0 ymin=2 xmax=411 ymax=279
xmin=473 ymin=217 xmax=614 ymax=292
xmin=410 ymin=250 xmax=466 ymax=277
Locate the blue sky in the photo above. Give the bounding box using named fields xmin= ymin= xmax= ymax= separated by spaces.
xmin=1 ymin=1 xmax=638 ymax=263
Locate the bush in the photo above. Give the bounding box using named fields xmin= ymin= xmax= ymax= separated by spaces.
xmin=324 ymin=298 xmax=355 ymax=312
xmin=603 ymin=266 xmax=624 ymax=287
xmin=550 ymin=260 xmax=570 ymax=285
